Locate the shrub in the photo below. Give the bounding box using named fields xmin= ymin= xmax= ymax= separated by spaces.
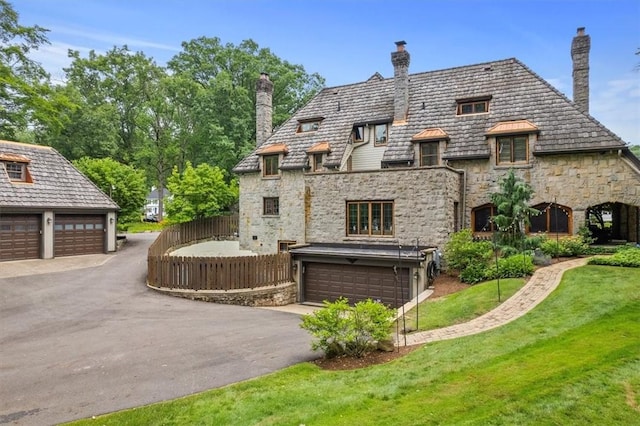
xmin=587 ymin=247 xmax=640 ymax=268
xmin=460 ymin=263 xmax=488 ymax=284
xmin=444 ymin=229 xmax=493 ymax=272
xmin=540 ymin=235 xmax=589 ymax=257
xmin=485 ymin=254 xmax=535 ymax=280
xmin=300 ymin=297 xmax=396 ymax=358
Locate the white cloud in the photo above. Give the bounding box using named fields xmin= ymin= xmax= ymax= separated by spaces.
xmin=591 ymin=74 xmax=640 ymax=144
xmin=52 ymin=26 xmax=181 ymax=53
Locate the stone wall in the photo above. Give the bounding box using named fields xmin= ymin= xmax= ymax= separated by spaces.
xmin=147 ymin=282 xmax=297 ymax=306
xmin=451 ymin=150 xmax=640 ymax=238
xmin=304 ymin=167 xmax=461 ymax=248
xmin=238 ymin=171 xmax=306 ymax=254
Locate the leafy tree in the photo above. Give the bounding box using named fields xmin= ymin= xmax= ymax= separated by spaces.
xmin=490 ymin=169 xmax=540 ymax=248
xmin=630 ymin=144 xmax=640 ymax=157
xmin=62 ymin=46 xmax=162 ymax=165
xmin=165 ymin=162 xmax=238 ymax=223
xmin=73 ymin=157 xmax=147 ymax=223
xmin=167 ymin=37 xmax=325 ymax=174
xmin=0 ymin=0 xmax=72 ymax=140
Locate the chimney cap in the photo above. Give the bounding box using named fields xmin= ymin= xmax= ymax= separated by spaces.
xmin=395 ymin=40 xmax=407 ymax=51
xmin=259 ymin=72 xmax=270 ymax=80
xmin=576 ymin=27 xmax=586 ymax=35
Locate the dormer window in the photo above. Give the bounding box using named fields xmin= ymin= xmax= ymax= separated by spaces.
xmin=296 ymin=117 xmax=323 ymax=133
xmin=456 ymin=96 xmax=491 ymax=115
xmin=256 ymin=143 xmax=288 ymax=178
xmin=411 ymin=128 xmax=448 ymax=167
xmin=1 ymin=153 xmax=33 ymax=183
xmin=263 ymin=155 xmax=279 ymax=176
xmin=374 ymin=123 xmax=388 ymax=146
xmin=486 ymin=120 xmax=538 ymax=166
xmin=306 ymin=141 xmax=331 ymax=173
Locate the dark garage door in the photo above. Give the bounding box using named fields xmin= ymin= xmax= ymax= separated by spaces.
xmin=303 ymin=262 xmax=410 ymax=307
xmin=0 ymin=214 xmax=41 ymax=261
xmin=54 ymin=215 xmax=105 ymax=257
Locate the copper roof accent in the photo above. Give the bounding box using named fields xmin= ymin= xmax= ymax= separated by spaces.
xmin=256 ymin=143 xmax=288 ymax=155
xmin=411 ymin=128 xmax=449 ymax=142
xmin=486 ymin=120 xmax=539 ymax=135
xmin=0 ymin=153 xmax=30 ymax=163
xmin=307 ymin=141 xmax=331 ymax=154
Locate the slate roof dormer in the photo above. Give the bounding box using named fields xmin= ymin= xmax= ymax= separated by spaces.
xmin=0 ymin=140 xmax=119 ymax=210
xmin=234 ymin=55 xmax=628 ymax=174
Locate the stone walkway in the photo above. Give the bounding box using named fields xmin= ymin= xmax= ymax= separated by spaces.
xmin=399 ymin=257 xmax=589 ymax=346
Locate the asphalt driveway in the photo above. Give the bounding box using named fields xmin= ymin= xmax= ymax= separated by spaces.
xmin=0 ymin=233 xmax=316 ymax=425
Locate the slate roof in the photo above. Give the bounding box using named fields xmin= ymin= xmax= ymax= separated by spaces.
xmin=0 ymin=140 xmax=119 ymax=210
xmin=234 ymin=57 xmax=628 ymax=173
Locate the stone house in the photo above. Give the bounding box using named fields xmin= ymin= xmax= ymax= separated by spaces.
xmin=233 ymin=28 xmax=640 ymax=307
xmin=0 ymin=140 xmax=119 ymax=261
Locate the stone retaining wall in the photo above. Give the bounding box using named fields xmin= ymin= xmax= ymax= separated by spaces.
xmin=147 ymin=281 xmax=297 ymax=307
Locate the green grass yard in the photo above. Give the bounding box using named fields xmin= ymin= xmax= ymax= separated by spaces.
xmin=67 ymin=265 xmax=640 ymax=425
xmin=400 ymin=278 xmax=525 ymax=332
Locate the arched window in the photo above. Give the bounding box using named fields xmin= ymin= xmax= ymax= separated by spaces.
xmin=529 ymin=203 xmax=572 ymax=234
xmin=472 ymin=204 xmax=497 ymax=232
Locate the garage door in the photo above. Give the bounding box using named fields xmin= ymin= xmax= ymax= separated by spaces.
xmin=303 ymin=262 xmax=410 ymax=307
xmin=54 ymin=215 xmax=105 ymax=257
xmin=0 ymin=214 xmax=41 ymax=261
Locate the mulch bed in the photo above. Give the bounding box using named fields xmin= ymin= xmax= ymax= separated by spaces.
xmin=311 ymin=273 xmax=469 ymax=370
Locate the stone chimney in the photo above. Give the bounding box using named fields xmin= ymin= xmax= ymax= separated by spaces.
xmin=256 ymin=72 xmax=273 ymax=147
xmin=391 ymin=41 xmax=410 ymax=124
xmin=571 ymin=27 xmax=590 ymax=114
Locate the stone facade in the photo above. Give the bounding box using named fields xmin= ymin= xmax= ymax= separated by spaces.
xmin=451 ymin=150 xmax=640 ymax=239
xmin=239 ymin=170 xmax=306 ymax=254
xmin=239 ymin=166 xmax=462 ymax=252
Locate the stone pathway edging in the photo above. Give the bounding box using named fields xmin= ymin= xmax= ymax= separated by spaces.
xmin=398 ymin=257 xmax=589 ymax=346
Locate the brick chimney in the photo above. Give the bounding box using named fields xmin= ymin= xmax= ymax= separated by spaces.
xmin=571 ymin=27 xmax=590 ymax=114
xmin=256 ymin=72 xmax=273 ymax=147
xmin=391 ymin=41 xmax=410 ymax=124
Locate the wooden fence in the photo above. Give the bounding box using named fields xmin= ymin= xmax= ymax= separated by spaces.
xmin=148 ymin=215 xmax=292 ymax=290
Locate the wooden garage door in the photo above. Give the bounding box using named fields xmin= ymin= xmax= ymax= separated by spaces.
xmin=303 ymin=262 xmax=410 ymax=307
xmin=54 ymin=215 xmax=105 ymax=257
xmin=0 ymin=214 xmax=41 ymax=261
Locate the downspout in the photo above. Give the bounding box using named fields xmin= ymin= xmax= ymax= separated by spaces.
xmin=447 ymin=164 xmax=467 ymax=229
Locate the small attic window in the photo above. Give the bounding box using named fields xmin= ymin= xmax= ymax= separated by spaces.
xmin=1 ymin=153 xmax=33 ymax=183
xmin=297 ymin=118 xmax=323 ymax=133
xmin=456 ymin=96 xmax=492 ymax=115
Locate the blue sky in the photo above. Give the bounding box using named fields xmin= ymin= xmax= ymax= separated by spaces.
xmin=11 ymin=0 xmax=640 ymax=145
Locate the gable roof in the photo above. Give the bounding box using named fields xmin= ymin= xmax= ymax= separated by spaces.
xmin=0 ymin=140 xmax=119 ymax=210
xmin=234 ymin=57 xmax=627 ymax=173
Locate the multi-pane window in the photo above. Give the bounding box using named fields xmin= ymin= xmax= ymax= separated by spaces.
xmin=4 ymin=163 xmax=25 ymax=181
xmin=263 ymin=155 xmax=279 ymax=177
xmin=374 ymin=123 xmax=388 ymax=146
xmin=457 ymin=100 xmax=489 ymax=115
xmin=497 ymin=136 xmax=528 ymax=164
xmin=347 ymin=201 xmax=393 ymax=236
xmin=420 ymin=142 xmax=439 ymax=166
xmin=529 ymin=203 xmax=571 ymax=234
xmin=472 ymin=204 xmax=497 ymax=232
xmin=263 ymin=197 xmax=279 ymax=215
xmin=297 ymin=120 xmax=321 ymax=133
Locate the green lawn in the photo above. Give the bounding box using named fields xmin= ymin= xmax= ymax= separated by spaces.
xmin=67 ymin=265 xmax=640 ymax=425
xmin=400 ymin=278 xmax=525 ymax=332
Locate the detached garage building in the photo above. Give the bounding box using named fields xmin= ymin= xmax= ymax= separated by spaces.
xmin=0 ymin=140 xmax=119 ymax=262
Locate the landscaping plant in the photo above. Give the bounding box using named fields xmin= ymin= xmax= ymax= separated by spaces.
xmin=588 ymin=246 xmax=640 ymax=268
xmin=300 ymin=297 xmax=396 ymax=358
